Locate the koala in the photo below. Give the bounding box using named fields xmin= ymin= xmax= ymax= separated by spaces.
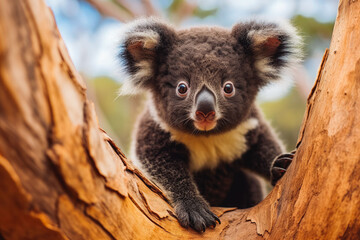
xmin=118 ymin=18 xmax=301 ymax=232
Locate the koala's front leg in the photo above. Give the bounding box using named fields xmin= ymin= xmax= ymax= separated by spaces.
xmin=142 ymin=150 xmax=220 ymax=232
xmin=172 ymin=183 xmax=221 ymax=232
xmin=134 ymin=118 xmax=220 ymax=232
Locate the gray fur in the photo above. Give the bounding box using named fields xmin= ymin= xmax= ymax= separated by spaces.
xmin=118 ymin=18 xmax=301 ymax=232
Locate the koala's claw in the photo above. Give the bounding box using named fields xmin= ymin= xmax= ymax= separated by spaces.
xmin=271 ymin=150 xmax=296 ymax=186
xmin=175 ymin=197 xmax=220 ymax=233
xmin=213 ymin=214 xmax=221 ymax=224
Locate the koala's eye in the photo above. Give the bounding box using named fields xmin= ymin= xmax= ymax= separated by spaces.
xmin=223 ymin=81 xmax=235 ymax=97
xmin=176 ymin=81 xmax=189 ymax=97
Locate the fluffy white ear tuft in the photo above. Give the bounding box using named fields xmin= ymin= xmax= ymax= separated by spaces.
xmin=232 ymin=20 xmax=302 ymax=82
xmin=118 ymin=61 xmax=153 ymax=95
xmin=118 ymin=18 xmax=176 ymax=95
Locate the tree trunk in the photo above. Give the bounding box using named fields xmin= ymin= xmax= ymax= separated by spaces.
xmin=0 ymin=0 xmax=359 ymax=239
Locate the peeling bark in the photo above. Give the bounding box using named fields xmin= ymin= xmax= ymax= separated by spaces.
xmin=0 ymin=0 xmax=359 ymax=239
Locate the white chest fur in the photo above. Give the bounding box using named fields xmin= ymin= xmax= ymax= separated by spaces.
xmin=169 ymin=118 xmax=259 ymax=172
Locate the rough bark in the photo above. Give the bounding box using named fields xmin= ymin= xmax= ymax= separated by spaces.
xmin=0 ymin=0 xmax=359 ymax=239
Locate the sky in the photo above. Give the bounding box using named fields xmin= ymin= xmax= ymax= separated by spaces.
xmin=46 ymin=0 xmax=338 ymax=101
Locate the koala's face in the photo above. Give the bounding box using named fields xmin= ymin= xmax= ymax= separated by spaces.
xmin=120 ymin=19 xmax=300 ymax=134
xmin=152 ymin=28 xmax=258 ymax=134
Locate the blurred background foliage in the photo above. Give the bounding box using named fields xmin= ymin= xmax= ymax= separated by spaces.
xmin=46 ymin=0 xmax=337 ymax=153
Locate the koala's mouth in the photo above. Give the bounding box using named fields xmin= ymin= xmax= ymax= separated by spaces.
xmin=194 ymin=120 xmax=217 ymax=131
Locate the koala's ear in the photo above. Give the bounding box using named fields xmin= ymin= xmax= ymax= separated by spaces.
xmin=118 ymin=18 xmax=176 ymax=95
xmin=231 ymin=20 xmax=302 ymax=81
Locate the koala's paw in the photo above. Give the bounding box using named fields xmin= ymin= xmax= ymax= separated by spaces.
xmin=270 ymin=150 xmax=296 ymax=186
xmin=175 ymin=197 xmax=220 ymax=233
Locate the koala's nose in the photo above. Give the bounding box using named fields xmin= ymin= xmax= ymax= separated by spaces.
xmin=196 ymin=110 xmax=215 ymax=121
xmin=195 ymin=87 xmax=216 ymax=121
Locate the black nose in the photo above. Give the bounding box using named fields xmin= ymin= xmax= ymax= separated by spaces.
xmin=195 ymin=87 xmax=216 ymax=119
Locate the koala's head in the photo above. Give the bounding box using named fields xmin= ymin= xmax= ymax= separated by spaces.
xmin=119 ymin=18 xmax=301 ymax=135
